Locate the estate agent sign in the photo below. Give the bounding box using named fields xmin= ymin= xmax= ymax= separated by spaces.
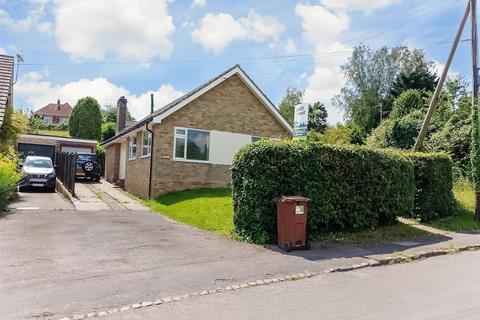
xmin=293 ymin=103 xmax=309 ymax=140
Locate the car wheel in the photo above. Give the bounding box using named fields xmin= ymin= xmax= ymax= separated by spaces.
xmin=94 ymin=176 xmax=100 ymax=182
xmin=83 ymin=161 xmax=95 ymax=173
xmin=19 ymin=186 xmax=26 ymax=192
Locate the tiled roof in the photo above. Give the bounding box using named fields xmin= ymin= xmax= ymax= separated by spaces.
xmin=0 ymin=54 xmax=14 ymax=128
xmin=34 ymin=102 xmax=73 ymax=117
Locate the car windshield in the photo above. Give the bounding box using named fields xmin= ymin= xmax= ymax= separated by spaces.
xmin=77 ymin=154 xmax=97 ymax=162
xmin=24 ymin=159 xmax=52 ymax=168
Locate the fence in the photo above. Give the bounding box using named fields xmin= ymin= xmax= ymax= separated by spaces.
xmin=55 ymin=152 xmax=77 ymax=196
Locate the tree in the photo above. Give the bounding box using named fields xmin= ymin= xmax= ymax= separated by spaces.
xmin=334 ymin=45 xmax=436 ymax=133
xmin=390 ymin=89 xmax=424 ymax=119
xmin=102 ymin=104 xmax=135 ymax=123
xmin=27 ymin=114 xmax=44 ymax=134
xmin=69 ymin=97 xmax=102 ymax=141
xmin=101 ymin=122 xmax=116 ymax=141
xmin=279 ymin=87 xmax=303 ymax=126
xmin=308 ymin=102 xmax=328 ymax=134
xmin=0 ymin=106 xmax=28 ymax=158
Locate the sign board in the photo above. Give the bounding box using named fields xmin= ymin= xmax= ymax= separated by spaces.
xmin=293 ymin=103 xmax=309 ymax=139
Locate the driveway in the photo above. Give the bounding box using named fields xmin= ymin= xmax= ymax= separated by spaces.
xmin=8 ymin=188 xmax=74 ymax=211
xmin=0 ymin=208 xmax=325 ymax=320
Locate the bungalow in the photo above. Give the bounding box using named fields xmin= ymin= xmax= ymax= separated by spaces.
xmin=34 ymin=99 xmax=72 ymax=124
xmin=102 ymin=64 xmax=292 ymax=199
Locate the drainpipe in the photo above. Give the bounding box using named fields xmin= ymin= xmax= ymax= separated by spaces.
xmin=146 ymin=93 xmax=155 ymax=199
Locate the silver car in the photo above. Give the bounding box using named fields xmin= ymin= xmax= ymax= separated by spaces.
xmin=19 ymin=156 xmax=56 ymax=192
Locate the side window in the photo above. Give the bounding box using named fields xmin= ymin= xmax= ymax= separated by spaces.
xmin=128 ymin=136 xmax=137 ymax=160
xmin=142 ymin=131 xmax=152 ymax=157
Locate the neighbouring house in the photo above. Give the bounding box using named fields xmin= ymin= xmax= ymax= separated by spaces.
xmin=34 ymin=99 xmax=72 ymax=124
xmin=17 ymin=134 xmax=97 ymax=163
xmin=0 ymin=54 xmax=14 ymax=128
xmin=102 ymin=64 xmax=292 ymax=199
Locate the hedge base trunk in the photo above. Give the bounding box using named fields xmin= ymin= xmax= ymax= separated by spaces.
xmin=476 ymin=192 xmax=480 ymax=220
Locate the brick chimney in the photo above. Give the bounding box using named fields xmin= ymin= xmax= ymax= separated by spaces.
xmin=57 ymin=99 xmax=61 ymax=111
xmin=116 ymin=96 xmax=127 ymax=133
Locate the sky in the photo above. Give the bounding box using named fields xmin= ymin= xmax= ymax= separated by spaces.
xmin=0 ymin=0 xmax=475 ymax=124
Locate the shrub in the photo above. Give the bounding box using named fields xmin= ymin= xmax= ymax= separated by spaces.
xmin=0 ymin=156 xmax=20 ymax=211
xmin=96 ymin=144 xmax=106 ymax=177
xmin=231 ymin=141 xmax=415 ymax=244
xmin=390 ymin=89 xmax=424 ymax=119
xmin=393 ymin=151 xmax=455 ymax=221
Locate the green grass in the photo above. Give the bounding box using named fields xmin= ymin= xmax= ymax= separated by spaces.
xmin=38 ymin=129 xmax=70 ymax=137
xmin=313 ymin=223 xmax=427 ymax=245
xmin=143 ymin=188 xmax=234 ymax=236
xmin=143 ymin=187 xmax=428 ymax=243
xmin=429 ymin=182 xmax=480 ymax=233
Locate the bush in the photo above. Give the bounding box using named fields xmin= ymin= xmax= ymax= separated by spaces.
xmin=392 ymin=151 xmax=455 ymax=221
xmin=231 ymin=141 xmax=415 ymax=244
xmin=69 ymin=97 xmax=102 ymax=141
xmin=96 ymin=144 xmax=106 ymax=177
xmin=0 ymin=156 xmax=20 ymax=211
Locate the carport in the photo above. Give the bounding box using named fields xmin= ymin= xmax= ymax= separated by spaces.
xmin=17 ymin=134 xmax=97 ymax=163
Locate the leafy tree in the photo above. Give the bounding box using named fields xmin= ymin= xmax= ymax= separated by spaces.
xmin=308 ymin=102 xmax=328 ymax=134
xmin=390 ymin=89 xmax=424 ymax=119
xmin=0 ymin=106 xmax=28 ymax=158
xmin=102 ymin=104 xmax=135 ymax=123
xmin=101 ymin=122 xmax=116 ymax=141
xmin=279 ymin=87 xmax=303 ymax=126
xmin=309 ymin=124 xmax=363 ymax=145
xmin=27 ymin=114 xmax=44 ymax=134
xmin=335 ymin=45 xmax=436 ymax=133
xmin=69 ymin=97 xmax=102 ymax=141
xmin=444 ymin=75 xmax=468 ymax=111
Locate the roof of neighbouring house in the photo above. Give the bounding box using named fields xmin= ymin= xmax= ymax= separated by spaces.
xmin=34 ymin=101 xmax=73 ymax=117
xmin=102 ymin=64 xmax=292 ymax=146
xmin=0 ymin=54 xmax=14 ymax=128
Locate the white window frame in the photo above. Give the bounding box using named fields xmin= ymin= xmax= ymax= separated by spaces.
xmin=128 ymin=135 xmax=137 ymax=160
xmin=141 ymin=131 xmax=152 ymax=158
xmin=173 ymin=126 xmax=210 ymax=163
xmin=43 ymin=116 xmax=52 ymax=124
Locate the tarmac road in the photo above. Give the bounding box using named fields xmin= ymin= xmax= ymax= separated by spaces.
xmin=102 ymin=251 xmax=480 ymax=320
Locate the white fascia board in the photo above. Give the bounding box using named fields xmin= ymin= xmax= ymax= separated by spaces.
xmin=18 ymin=134 xmax=97 ymax=145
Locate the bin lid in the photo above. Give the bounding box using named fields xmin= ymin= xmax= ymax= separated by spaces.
xmin=276 ymin=196 xmax=310 ymax=203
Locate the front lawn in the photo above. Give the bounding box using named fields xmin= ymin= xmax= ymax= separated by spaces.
xmin=144 ymin=187 xmax=428 ymax=243
xmin=429 ymin=182 xmax=480 ymax=233
xmin=144 ymin=188 xmax=234 ymax=236
xmin=38 ymin=129 xmax=70 ymax=137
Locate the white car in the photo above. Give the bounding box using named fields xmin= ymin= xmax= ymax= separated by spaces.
xmin=19 ymin=156 xmax=56 ymax=192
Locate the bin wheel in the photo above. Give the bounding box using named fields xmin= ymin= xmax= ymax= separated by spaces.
xmin=284 ymin=242 xmax=292 ymax=252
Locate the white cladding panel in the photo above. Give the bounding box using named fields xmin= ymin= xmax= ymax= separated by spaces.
xmin=210 ymin=131 xmax=251 ymax=165
xmin=60 ymin=146 xmax=92 ymax=153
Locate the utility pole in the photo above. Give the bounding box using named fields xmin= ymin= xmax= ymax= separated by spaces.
xmin=471 ymin=0 xmax=480 ymax=219
xmin=413 ymin=1 xmax=471 ymax=150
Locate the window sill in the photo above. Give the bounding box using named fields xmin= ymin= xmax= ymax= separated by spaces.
xmin=140 ymin=154 xmax=151 ymax=159
xmin=173 ymin=158 xmax=210 ymax=164
xmin=128 ymin=157 xmax=136 ymax=161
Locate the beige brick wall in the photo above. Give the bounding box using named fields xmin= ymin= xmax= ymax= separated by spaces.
xmin=124 ymin=131 xmax=151 ymax=199
xmin=105 ymin=144 xmax=120 ymax=183
xmin=150 ymin=74 xmax=290 ymax=197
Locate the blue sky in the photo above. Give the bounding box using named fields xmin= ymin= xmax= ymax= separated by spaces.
xmin=0 ymin=0 xmax=474 ymax=123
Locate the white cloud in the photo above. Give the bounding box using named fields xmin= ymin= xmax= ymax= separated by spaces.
xmin=320 ymin=0 xmax=401 ymax=15
xmin=15 ymin=72 xmax=183 ymax=120
xmin=191 ymin=0 xmax=206 ymax=9
xmin=0 ymin=1 xmax=51 ymax=34
xmin=52 ymin=0 xmax=175 ymax=61
xmin=0 ymin=47 xmax=6 ymax=54
xmin=191 ymin=10 xmax=284 ymax=54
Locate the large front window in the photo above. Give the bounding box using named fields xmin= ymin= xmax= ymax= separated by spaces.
xmin=174 ymin=127 xmax=210 ymax=162
xmin=128 ymin=136 xmax=137 ymax=160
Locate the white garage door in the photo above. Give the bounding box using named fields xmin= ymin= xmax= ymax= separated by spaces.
xmin=61 ymin=146 xmax=92 ymax=153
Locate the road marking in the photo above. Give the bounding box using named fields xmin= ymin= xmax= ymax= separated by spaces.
xmin=15 ymin=207 xmax=39 ymax=210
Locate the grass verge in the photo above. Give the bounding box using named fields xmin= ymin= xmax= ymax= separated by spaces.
xmin=38 ymin=129 xmax=70 ymax=137
xmin=429 ymin=181 xmax=480 ymax=233
xmin=143 ymin=188 xmax=234 ymax=236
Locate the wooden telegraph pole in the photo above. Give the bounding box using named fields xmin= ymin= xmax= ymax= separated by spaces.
xmin=471 ymin=0 xmax=480 ymax=220
xmin=413 ymin=1 xmax=471 ymax=150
